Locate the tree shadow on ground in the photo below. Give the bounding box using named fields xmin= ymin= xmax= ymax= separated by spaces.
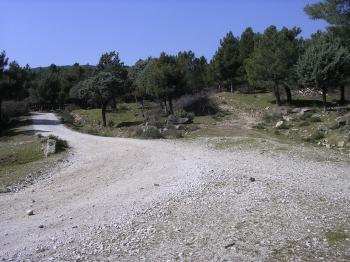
xmin=116 ymin=121 xmax=143 ymax=128
xmin=291 ymin=99 xmax=336 ymax=108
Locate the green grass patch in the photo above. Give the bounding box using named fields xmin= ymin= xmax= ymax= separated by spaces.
xmin=192 ymin=115 xmax=217 ymax=125
xmin=209 ymin=138 xmax=258 ymax=150
xmin=75 ymin=103 xmax=144 ymax=128
xmin=0 ymin=134 xmax=45 ymax=190
xmin=325 ymin=230 xmax=349 ymax=244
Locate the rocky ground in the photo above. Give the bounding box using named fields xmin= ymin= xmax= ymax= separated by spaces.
xmin=0 ymin=112 xmax=349 ymax=261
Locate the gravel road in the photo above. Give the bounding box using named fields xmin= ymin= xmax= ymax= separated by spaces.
xmin=0 ymin=112 xmax=349 ymax=261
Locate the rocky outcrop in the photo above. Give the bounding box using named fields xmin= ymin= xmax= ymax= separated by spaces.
xmin=44 ymin=139 xmax=56 ymax=157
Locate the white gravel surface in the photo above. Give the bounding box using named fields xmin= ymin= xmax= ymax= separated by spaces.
xmin=0 ymin=112 xmax=349 ymax=261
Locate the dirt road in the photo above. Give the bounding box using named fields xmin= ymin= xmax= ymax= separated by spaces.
xmin=0 ymin=112 xmax=349 ymax=261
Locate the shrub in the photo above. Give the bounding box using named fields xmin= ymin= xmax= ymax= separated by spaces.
xmin=2 ymin=100 xmax=29 ymax=118
xmin=174 ymin=109 xmax=195 ymax=121
xmin=163 ymin=128 xmax=183 ymax=138
xmin=262 ymin=112 xmax=282 ymax=123
xmin=276 ymin=122 xmax=290 ymax=130
xmin=298 ymin=121 xmax=310 ymax=127
xmin=144 ymin=108 xmax=164 ymax=128
xmin=309 ymin=116 xmax=322 ymax=123
xmin=174 ymin=94 xmax=219 ymax=116
xmin=303 ymin=130 xmax=325 ymax=143
xmin=87 ymin=128 xmax=99 ymax=135
xmin=59 ymin=110 xmax=74 ymax=125
xmin=47 ymin=135 xmax=69 ymax=152
xmin=140 ymin=126 xmax=164 ymax=139
xmin=108 ymin=120 xmax=115 ymax=127
xmin=64 ymin=104 xmax=80 ymax=112
xmin=299 ymin=112 xmax=312 ymax=121
xmin=253 ymin=122 xmax=266 ymax=129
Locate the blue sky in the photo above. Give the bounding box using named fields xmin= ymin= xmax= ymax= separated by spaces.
xmin=1 ymin=0 xmax=326 ymax=67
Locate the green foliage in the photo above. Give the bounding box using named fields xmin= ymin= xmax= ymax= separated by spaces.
xmin=305 ymin=0 xmax=350 ymax=29
xmin=262 ymin=112 xmax=282 ymax=123
xmin=47 ymin=135 xmax=69 ymax=152
xmin=309 ymin=116 xmax=322 ymax=122
xmin=140 ymin=126 xmax=164 ymax=139
xmin=0 ymin=134 xmax=45 ymax=189
xmin=176 ymin=51 xmax=208 ymax=93
xmin=303 ymin=130 xmax=325 ymax=142
xmin=246 ymin=26 xmax=301 ymax=104
xmin=297 ymin=33 xmax=350 ymax=90
xmin=209 ymin=32 xmax=241 ymax=88
xmin=238 ymin=27 xmax=256 ymax=83
xmin=325 ymin=230 xmax=349 ymax=243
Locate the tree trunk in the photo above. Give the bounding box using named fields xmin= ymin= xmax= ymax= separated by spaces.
xmin=163 ymin=98 xmax=168 ymax=114
xmin=111 ymin=97 xmax=117 ymax=112
xmin=101 ymin=105 xmax=107 ymax=127
xmin=230 ymin=80 xmax=233 ymax=93
xmin=168 ymin=97 xmax=174 ymax=115
xmin=340 ymin=85 xmax=346 ymax=104
xmin=0 ymin=99 xmax=2 ymax=124
xmin=284 ymin=86 xmax=292 ymax=104
xmin=274 ymin=81 xmax=282 ymax=106
xmin=322 ymin=87 xmax=327 ymax=112
xmin=140 ymin=98 xmax=145 ymax=118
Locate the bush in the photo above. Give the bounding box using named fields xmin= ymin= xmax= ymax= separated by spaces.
xmin=174 ymin=94 xmax=219 ymax=116
xmin=2 ymin=100 xmax=29 ymax=119
xmin=303 ymin=130 xmax=325 ymax=143
xmin=299 ymin=112 xmax=312 ymax=121
xmin=64 ymin=104 xmax=80 ymax=112
xmin=59 ymin=110 xmax=74 ymax=125
xmin=174 ymin=109 xmax=195 ymax=121
xmin=253 ymin=122 xmax=266 ymax=129
xmin=140 ymin=126 xmax=164 ymax=139
xmin=262 ymin=112 xmax=282 ymax=123
xmin=163 ymin=128 xmax=183 ymax=138
xmin=298 ymin=121 xmax=310 ymax=127
xmin=108 ymin=120 xmax=115 ymax=127
xmin=309 ymin=116 xmax=322 ymax=123
xmin=47 ymin=135 xmax=69 ymax=152
xmin=144 ymin=108 xmax=164 ymax=128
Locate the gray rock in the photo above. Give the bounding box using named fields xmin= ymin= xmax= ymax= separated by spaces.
xmin=167 ymin=115 xmax=191 ymax=125
xmin=283 ymin=115 xmax=294 ymax=122
xmin=336 ymin=113 xmax=350 ymax=126
xmin=44 ymin=139 xmax=57 ymax=157
xmin=26 ymin=209 xmax=34 ymax=216
xmin=275 ymin=121 xmax=284 ymax=128
xmin=291 ymin=108 xmax=301 ymax=113
xmin=299 ymin=108 xmax=311 ymax=116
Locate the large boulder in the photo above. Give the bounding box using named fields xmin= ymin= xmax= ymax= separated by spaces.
xmin=299 ymin=108 xmax=311 ymax=116
xmin=44 ymin=139 xmax=56 ymax=157
xmin=291 ymin=108 xmax=301 ymax=114
xmin=336 ymin=113 xmax=350 ymax=126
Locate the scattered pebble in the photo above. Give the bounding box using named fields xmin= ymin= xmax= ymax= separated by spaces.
xmin=154 ymin=183 xmax=160 ymax=187
xmin=38 ymin=225 xmax=44 ymax=229
xmin=26 ymin=209 xmax=34 ymax=216
xmin=249 ymin=177 xmax=256 ymax=182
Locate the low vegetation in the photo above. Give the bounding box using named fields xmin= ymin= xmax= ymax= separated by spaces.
xmin=0 ymin=118 xmax=68 ymax=192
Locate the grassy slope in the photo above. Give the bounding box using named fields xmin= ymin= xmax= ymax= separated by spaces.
xmin=70 ymin=92 xmax=349 ymax=153
xmin=0 ymin=134 xmax=44 ymax=189
xmin=0 ymin=117 xmax=68 ymax=191
xmin=71 ymin=103 xmax=144 ymax=137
